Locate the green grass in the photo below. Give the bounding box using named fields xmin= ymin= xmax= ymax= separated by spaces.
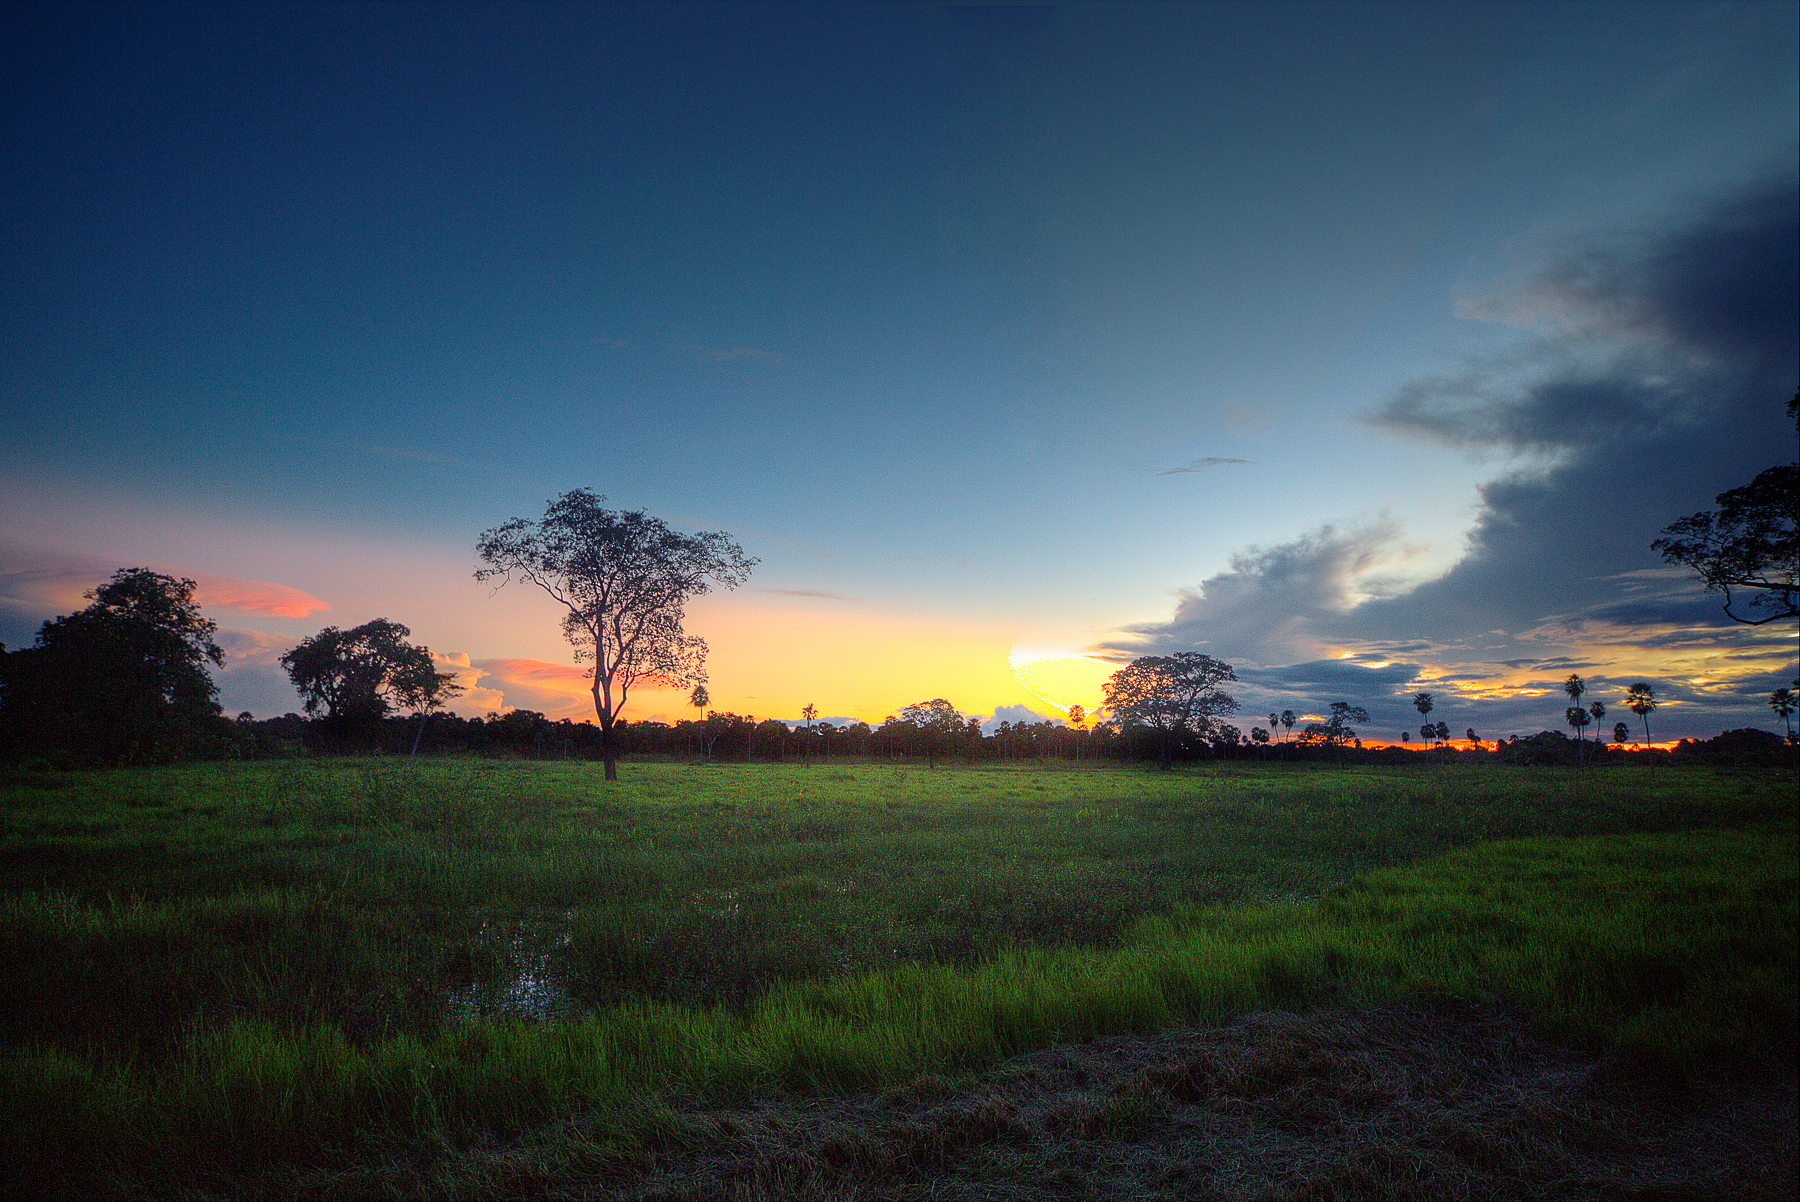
xmin=0 ymin=759 xmax=1792 ymax=1198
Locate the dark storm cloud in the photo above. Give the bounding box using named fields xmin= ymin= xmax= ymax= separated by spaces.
xmin=1122 ymin=177 xmax=1798 ymax=739
xmin=1367 ymin=177 xmax=1799 ymax=453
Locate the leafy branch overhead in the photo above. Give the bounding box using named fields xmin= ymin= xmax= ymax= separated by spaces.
xmin=1652 ymin=391 xmax=1799 ymax=626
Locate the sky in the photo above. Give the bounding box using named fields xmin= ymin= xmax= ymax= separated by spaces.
xmin=2 ymin=0 xmax=1795 ymax=744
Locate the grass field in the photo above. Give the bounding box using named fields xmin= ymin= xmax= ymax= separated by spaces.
xmin=1 ymin=758 xmax=1793 ymax=1199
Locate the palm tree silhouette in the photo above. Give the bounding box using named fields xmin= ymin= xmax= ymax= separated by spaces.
xmin=1625 ymin=682 xmax=1656 ymax=749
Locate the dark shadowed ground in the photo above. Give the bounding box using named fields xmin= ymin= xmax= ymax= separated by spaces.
xmin=320 ymin=1000 xmax=1795 ymax=1201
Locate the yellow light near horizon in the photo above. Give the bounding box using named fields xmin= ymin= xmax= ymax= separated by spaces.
xmin=1007 ymin=645 xmax=1119 ymax=716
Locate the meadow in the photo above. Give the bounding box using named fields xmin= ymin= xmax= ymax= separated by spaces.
xmin=1 ymin=757 xmax=1793 ymax=1199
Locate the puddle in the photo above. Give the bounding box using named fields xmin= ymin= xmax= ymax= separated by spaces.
xmin=444 ymin=910 xmax=575 ymax=1021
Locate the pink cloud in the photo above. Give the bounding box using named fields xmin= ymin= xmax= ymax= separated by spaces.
xmin=191 ymin=574 xmax=330 ymax=618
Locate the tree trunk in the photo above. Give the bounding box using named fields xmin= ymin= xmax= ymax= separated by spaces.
xmin=600 ymin=716 xmax=618 ymax=780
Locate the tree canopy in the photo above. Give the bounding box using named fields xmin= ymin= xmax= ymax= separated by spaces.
xmin=1101 ymin=652 xmax=1239 ymax=768
xmin=279 ymin=619 xmax=460 ymax=747
xmin=0 ymin=568 xmax=227 ymax=765
xmin=1652 ymin=392 xmax=1798 ymax=626
xmin=475 ymin=490 xmax=755 ymax=779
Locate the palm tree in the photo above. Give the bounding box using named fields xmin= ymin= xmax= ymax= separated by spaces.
xmin=1268 ymin=712 xmax=1279 ymax=742
xmin=1770 ymin=687 xmax=1797 ymax=742
xmin=1400 ymin=731 xmax=1410 ymax=746
xmin=1280 ymin=710 xmax=1296 ymax=742
xmin=1613 ymin=721 xmax=1631 ymax=746
xmin=1566 ymin=705 xmax=1591 ymax=759
xmin=1563 ymin=674 xmax=1587 ymax=754
xmin=1588 ymin=700 xmax=1606 ymax=748
xmin=1625 ymin=682 xmax=1656 ymax=748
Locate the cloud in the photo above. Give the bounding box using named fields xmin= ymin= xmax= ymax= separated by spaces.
xmin=757 ymin=588 xmax=866 ymax=602
xmin=693 ymin=344 xmax=784 ymax=363
xmin=979 ymin=703 xmax=1061 ymax=732
xmin=211 ymin=628 xmax=304 ymax=717
xmin=191 ymin=574 xmax=330 ymax=618
xmin=1365 ymin=176 xmax=1797 ymax=455
xmin=1121 ymin=177 xmax=1799 ymax=740
xmin=432 ymin=650 xmax=505 ymax=715
xmin=1157 ymin=457 xmax=1252 ymax=476
xmin=1103 ymin=517 xmax=1422 ymax=665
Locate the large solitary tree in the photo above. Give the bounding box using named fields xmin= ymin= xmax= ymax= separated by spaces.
xmin=1101 ymin=652 xmax=1239 ymax=769
xmin=475 ymin=490 xmax=755 ymax=779
xmin=0 ymin=568 xmax=227 ymax=764
xmin=280 ymin=619 xmax=461 ymax=748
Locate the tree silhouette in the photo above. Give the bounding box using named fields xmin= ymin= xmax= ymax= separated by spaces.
xmin=1433 ymin=720 xmax=1449 ymax=746
xmin=1420 ymin=722 xmax=1435 ymax=747
xmin=1770 ymin=686 xmax=1796 ymax=743
xmin=1299 ymin=701 xmax=1368 ymax=749
xmin=281 ymin=619 xmax=461 ymax=749
xmin=475 ymin=490 xmax=755 ymax=780
xmin=1466 ymin=728 xmax=1479 ymax=748
xmin=1562 ymin=674 xmax=1587 ymax=760
xmin=895 ymin=698 xmax=965 ymax=768
xmin=1625 ymin=682 xmax=1656 ymax=747
xmin=1268 ymin=712 xmax=1279 ymax=742
xmin=1612 ymin=721 xmax=1631 ymax=745
xmin=1399 ymin=731 xmax=1409 ymax=745
xmin=1279 ymin=709 xmax=1297 ymax=742
xmin=1565 ymin=705 xmax=1592 ymax=757
xmin=1652 ymin=391 xmax=1797 ymax=626
xmin=1102 ymin=653 xmax=1239 ymax=769
xmin=0 ymin=568 xmax=227 ymax=765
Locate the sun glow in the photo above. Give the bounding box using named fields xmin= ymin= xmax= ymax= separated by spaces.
xmin=1006 ymin=644 xmax=1120 ymax=716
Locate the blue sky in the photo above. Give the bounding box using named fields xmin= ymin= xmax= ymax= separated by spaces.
xmin=2 ymin=1 xmax=1795 ymax=742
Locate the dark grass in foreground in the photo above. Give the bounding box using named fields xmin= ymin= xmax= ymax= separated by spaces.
xmin=0 ymin=762 xmax=1793 ymax=1197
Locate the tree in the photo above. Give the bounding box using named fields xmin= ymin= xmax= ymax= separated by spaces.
xmin=1612 ymin=721 xmax=1631 ymax=745
xmin=1101 ymin=653 xmax=1239 ymax=769
xmin=1466 ymin=728 xmax=1479 ymax=748
xmin=689 ymin=684 xmax=711 ymax=759
xmin=1769 ymin=686 xmax=1796 ymax=743
xmin=1433 ymin=720 xmax=1449 ymax=746
xmin=1268 ymin=712 xmax=1279 ymax=742
xmin=1562 ymin=674 xmax=1587 ymax=759
xmin=1587 ymin=701 xmax=1605 ymax=742
xmin=1652 ymin=394 xmax=1798 ymax=626
xmin=1565 ymin=705 xmax=1592 ymax=757
xmin=1300 ymin=701 xmax=1368 ymax=749
xmin=801 ymin=702 xmax=818 ymax=767
xmin=280 ymin=619 xmax=461 ymax=749
xmin=1420 ymin=722 xmax=1435 ymax=747
xmin=475 ymin=490 xmax=756 ymax=780
xmin=0 ymin=568 xmax=227 ymax=765
xmin=1624 ymin=682 xmax=1656 ymax=748
xmin=895 ymin=698 xmax=965 ymax=768
xmin=1251 ymin=726 xmax=1270 ymax=745
xmin=1067 ymin=703 xmax=1086 ymax=762
xmin=1279 ymin=709 xmax=1297 ymax=742
xmin=1413 ymin=692 xmax=1433 ymax=726
xmin=1400 ymin=731 xmax=1409 ymax=745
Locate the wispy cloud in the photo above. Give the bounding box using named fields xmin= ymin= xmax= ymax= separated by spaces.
xmin=1157 ymin=456 xmax=1252 ymax=476
xmin=191 ymin=574 xmax=330 ymax=618
xmin=691 ymin=343 xmax=785 ymax=363
xmin=757 ymin=588 xmax=866 ymax=603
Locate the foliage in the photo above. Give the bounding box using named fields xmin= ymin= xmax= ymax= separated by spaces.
xmin=279 ymin=619 xmax=460 ymax=748
xmin=1625 ymin=681 xmax=1657 ymax=746
xmin=1299 ymin=701 xmax=1369 ymax=748
xmin=1101 ymin=653 xmax=1239 ymax=768
xmin=1652 ymin=392 xmax=1799 ymax=625
xmin=475 ymin=490 xmax=755 ymax=779
xmin=0 ymin=568 xmax=228 ymax=765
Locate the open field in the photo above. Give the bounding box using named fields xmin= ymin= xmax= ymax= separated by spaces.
xmin=1 ymin=759 xmax=1794 ymax=1198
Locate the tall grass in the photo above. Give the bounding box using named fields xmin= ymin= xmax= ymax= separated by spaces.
xmin=0 ymin=760 xmax=1792 ymax=1197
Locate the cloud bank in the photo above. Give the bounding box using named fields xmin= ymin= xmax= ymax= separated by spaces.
xmin=1114 ymin=177 xmax=1799 ymax=740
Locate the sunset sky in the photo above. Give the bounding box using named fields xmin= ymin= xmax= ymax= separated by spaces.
xmin=3 ymin=1 xmax=1795 ymax=743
